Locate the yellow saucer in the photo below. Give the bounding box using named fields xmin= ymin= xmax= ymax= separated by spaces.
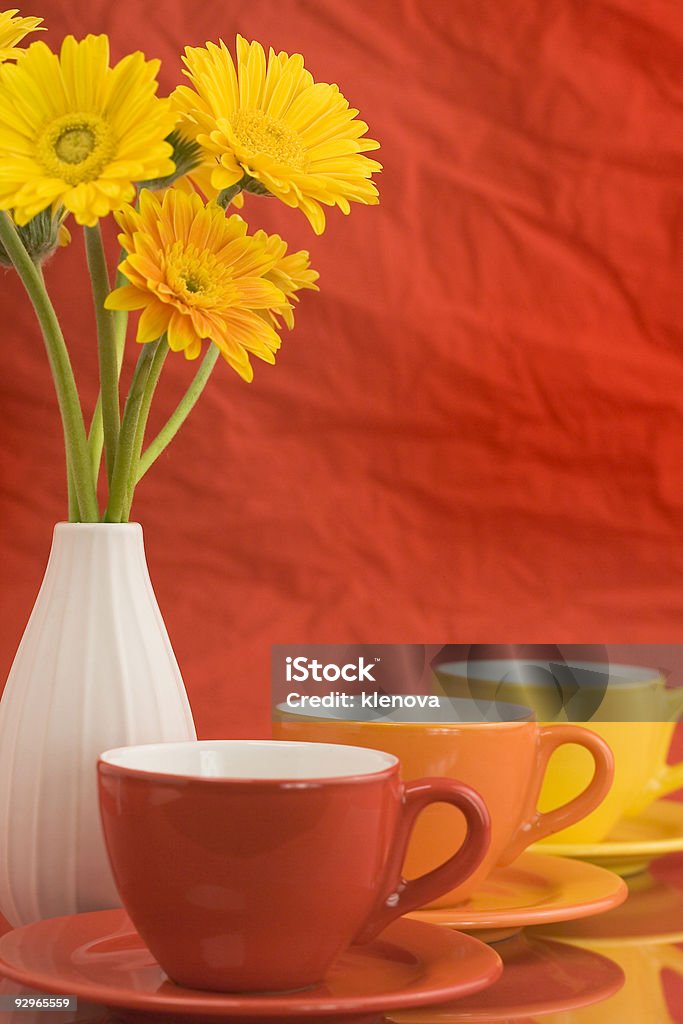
xmin=408 ymin=852 xmax=627 ymax=942
xmin=535 ymin=799 xmax=683 ymax=876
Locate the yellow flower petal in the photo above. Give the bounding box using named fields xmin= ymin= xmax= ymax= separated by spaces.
xmin=167 ymin=309 xmax=199 ymax=352
xmin=0 ymin=8 xmax=43 ymax=63
xmin=136 ymin=300 xmax=170 ymax=343
xmin=104 ymin=283 xmax=147 ymax=310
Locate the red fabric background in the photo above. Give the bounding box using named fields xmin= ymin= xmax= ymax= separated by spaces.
xmin=1 ymin=0 xmax=683 ymax=739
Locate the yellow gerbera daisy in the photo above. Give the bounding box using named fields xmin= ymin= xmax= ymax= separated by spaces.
xmin=104 ymin=188 xmax=295 ymax=382
xmin=0 ymin=34 xmax=176 ymax=226
xmin=0 ymin=8 xmax=43 ymax=62
xmin=173 ymin=35 xmax=381 ymax=234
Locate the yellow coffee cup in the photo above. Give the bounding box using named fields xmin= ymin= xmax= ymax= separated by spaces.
xmin=537 ymin=721 xmax=683 ymax=844
xmin=434 ymin=660 xmax=683 ymax=843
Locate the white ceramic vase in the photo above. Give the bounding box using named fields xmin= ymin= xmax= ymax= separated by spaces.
xmin=0 ymin=523 xmax=197 ymax=926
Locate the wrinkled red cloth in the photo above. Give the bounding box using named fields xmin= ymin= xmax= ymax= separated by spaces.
xmin=1 ymin=0 xmax=683 ymax=740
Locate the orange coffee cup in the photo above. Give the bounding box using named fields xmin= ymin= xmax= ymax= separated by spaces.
xmin=274 ymin=700 xmax=614 ymax=906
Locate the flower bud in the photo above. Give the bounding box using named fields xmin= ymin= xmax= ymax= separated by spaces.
xmin=138 ymin=130 xmax=202 ymax=191
xmin=0 ymin=209 xmax=68 ymax=268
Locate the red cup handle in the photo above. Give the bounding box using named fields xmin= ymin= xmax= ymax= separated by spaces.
xmin=354 ymin=778 xmax=490 ymax=943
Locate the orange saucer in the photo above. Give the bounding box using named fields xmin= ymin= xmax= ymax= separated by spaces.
xmin=409 ymin=852 xmax=627 ymax=941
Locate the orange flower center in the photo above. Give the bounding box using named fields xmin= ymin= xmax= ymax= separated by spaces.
xmin=164 ymin=242 xmax=237 ymax=308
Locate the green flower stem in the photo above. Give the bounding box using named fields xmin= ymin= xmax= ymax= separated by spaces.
xmin=66 ymin=458 xmax=80 ymax=522
xmin=87 ymin=396 xmax=104 ymax=486
xmin=123 ymin=337 xmax=168 ymax=519
xmin=0 ymin=210 xmax=98 ymax=522
xmin=137 ymin=343 xmax=220 ymax=482
xmin=37 ymin=263 xmax=81 ymax=522
xmin=87 ymin=257 xmax=128 ymax=488
xmin=104 ymin=340 xmax=158 ymax=523
xmin=84 ymin=224 xmax=119 ymax=486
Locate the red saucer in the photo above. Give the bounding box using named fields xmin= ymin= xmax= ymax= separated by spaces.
xmin=0 ymin=910 xmax=502 ymax=1023
xmin=386 ymin=932 xmax=624 ymax=1021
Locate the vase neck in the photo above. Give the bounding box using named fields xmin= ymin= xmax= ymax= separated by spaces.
xmin=47 ymin=522 xmax=148 ymax=571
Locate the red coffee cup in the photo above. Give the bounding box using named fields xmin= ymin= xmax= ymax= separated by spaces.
xmin=98 ymin=740 xmax=490 ymax=992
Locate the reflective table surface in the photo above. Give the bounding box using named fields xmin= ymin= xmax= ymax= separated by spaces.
xmin=1 ymin=853 xmax=682 ymax=1024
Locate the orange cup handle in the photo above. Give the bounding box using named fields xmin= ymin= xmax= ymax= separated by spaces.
xmin=354 ymin=779 xmax=490 ymax=943
xmin=501 ymin=724 xmax=615 ymax=863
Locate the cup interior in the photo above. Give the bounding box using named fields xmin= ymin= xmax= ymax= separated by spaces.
xmin=437 ymin=660 xmax=663 ymax=688
xmin=99 ymin=739 xmax=397 ymax=781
